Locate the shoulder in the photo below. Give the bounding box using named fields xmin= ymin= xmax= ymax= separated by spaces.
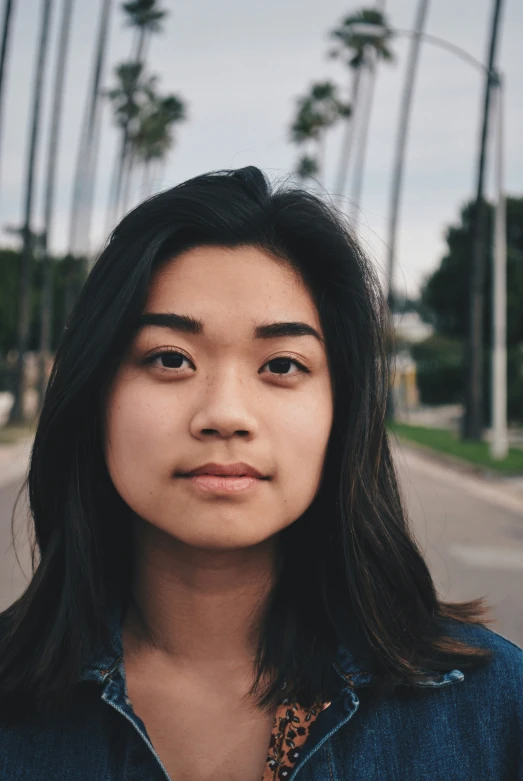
xmin=442 ymin=618 xmax=523 ymax=665
xmin=439 ymin=619 xmax=523 ymax=715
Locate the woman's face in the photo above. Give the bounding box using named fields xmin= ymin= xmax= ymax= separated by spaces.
xmin=104 ymin=245 xmax=334 ymax=551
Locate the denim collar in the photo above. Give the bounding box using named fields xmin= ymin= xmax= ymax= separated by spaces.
xmin=79 ymin=591 xmax=464 ymax=691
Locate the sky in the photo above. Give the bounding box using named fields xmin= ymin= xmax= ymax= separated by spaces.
xmin=1 ymin=0 xmax=522 ymax=297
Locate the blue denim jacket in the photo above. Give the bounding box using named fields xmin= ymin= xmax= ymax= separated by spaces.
xmin=1 ymin=594 xmax=523 ymax=780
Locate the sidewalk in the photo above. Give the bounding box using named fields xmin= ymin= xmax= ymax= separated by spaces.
xmin=0 ymin=435 xmax=33 ymax=489
xmin=394 ymin=439 xmax=523 ymax=514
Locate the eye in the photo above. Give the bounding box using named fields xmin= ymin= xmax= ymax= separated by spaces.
xmin=143 ymin=350 xmax=194 ymax=371
xmin=261 ymin=357 xmax=310 ymax=377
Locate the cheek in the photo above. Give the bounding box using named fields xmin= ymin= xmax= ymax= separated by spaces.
xmin=104 ymin=376 xmax=182 ymax=481
xmin=276 ymin=393 xmax=333 ymax=505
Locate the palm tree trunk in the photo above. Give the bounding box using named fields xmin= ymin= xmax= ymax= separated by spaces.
xmin=0 ymin=0 xmax=15 ymax=206
xmin=349 ymin=0 xmax=387 ymax=227
xmin=386 ymin=0 xmax=430 ymax=310
xmin=140 ymin=159 xmax=149 ymax=195
xmin=38 ymin=0 xmax=75 ymax=413
xmin=333 ymin=65 xmax=363 ymax=205
xmin=384 ymin=0 xmax=429 ymax=423
xmin=316 ymin=131 xmax=326 ymax=186
xmin=9 ymin=0 xmax=54 ymax=424
xmin=68 ymin=0 xmax=113 ymax=258
xmin=108 ymin=25 xmax=148 ymax=227
xmin=464 ymin=0 xmax=505 ymax=440
xmin=0 ymin=0 xmax=14 ymax=100
xmin=104 ymin=144 xmax=121 ymax=237
xmin=348 ymin=61 xmax=373 ymax=226
xmin=120 ymin=149 xmax=135 ymax=213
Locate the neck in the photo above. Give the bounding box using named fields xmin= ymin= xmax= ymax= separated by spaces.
xmin=122 ymin=516 xmax=280 ymax=676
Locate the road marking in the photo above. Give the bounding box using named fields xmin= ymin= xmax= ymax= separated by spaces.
xmin=449 ymin=543 xmax=523 ymax=570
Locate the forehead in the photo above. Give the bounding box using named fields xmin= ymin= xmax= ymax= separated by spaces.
xmin=146 ymin=245 xmax=321 ymax=327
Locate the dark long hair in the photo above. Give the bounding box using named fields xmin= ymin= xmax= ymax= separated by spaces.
xmin=0 ymin=167 xmax=491 ymax=721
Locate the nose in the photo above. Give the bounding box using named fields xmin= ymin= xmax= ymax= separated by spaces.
xmin=188 ymin=367 xmax=259 ymax=440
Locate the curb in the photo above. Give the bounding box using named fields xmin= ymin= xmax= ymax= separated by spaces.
xmin=393 ymin=438 xmax=523 ymax=513
xmin=391 ymin=433 xmax=523 ymax=481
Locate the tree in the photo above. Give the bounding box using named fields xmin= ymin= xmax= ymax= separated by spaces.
xmin=329 ymin=8 xmax=393 ymax=204
xmin=419 ymin=197 xmax=523 ymax=421
xmin=295 ymin=155 xmax=320 ymax=182
xmin=106 ymin=61 xmax=155 ymax=206
xmin=0 ymin=0 xmax=16 ymax=202
xmin=106 ymin=0 xmax=167 ymax=229
xmin=348 ymin=0 xmax=393 ymax=225
xmin=9 ymin=0 xmax=54 ymax=424
xmin=68 ymin=0 xmax=114 ymax=262
xmin=130 ymin=90 xmax=186 ymax=197
xmin=38 ymin=0 xmax=75 ymax=412
xmin=0 ymin=247 xmax=86 ymax=393
xmin=290 ymin=81 xmax=350 ymax=184
xmin=386 ymin=0 xmax=429 ymax=314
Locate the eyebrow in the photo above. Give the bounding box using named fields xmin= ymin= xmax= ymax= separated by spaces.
xmin=135 ymin=312 xmax=324 ymax=345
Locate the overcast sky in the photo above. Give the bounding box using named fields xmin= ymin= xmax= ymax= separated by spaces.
xmin=1 ymin=0 xmax=522 ymax=296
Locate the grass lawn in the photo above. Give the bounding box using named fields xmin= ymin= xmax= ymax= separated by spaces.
xmin=389 ymin=422 xmax=523 ymax=476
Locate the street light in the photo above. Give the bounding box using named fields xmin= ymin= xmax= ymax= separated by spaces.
xmin=348 ymin=22 xmax=507 ymax=459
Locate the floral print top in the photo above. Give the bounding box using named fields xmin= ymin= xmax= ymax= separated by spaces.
xmin=262 ymin=693 xmax=332 ymax=780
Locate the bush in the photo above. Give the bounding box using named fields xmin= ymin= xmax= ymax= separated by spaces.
xmin=410 ymin=334 xmax=464 ymax=405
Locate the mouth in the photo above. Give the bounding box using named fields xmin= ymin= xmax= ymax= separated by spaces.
xmin=176 ymin=461 xmax=270 ymax=493
xmin=178 ymin=462 xmax=269 ymax=479
xmin=179 ymin=474 xmax=267 ymax=495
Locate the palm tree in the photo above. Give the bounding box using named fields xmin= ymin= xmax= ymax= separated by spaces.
xmin=106 ymin=61 xmax=153 ymax=211
xmin=9 ymin=0 xmax=54 ymax=424
xmin=384 ymin=0 xmax=429 ymax=423
xmin=295 ymin=155 xmax=320 ymax=182
xmin=130 ymin=90 xmax=186 ymax=200
xmin=106 ymin=0 xmax=167 ymax=228
xmin=0 ymin=0 xmax=16 ymax=205
xmin=329 ymin=8 xmax=393 ymax=205
xmin=386 ymin=0 xmax=429 ymax=314
xmin=290 ymin=81 xmax=350 ymax=184
xmin=38 ymin=0 xmax=75 ymax=411
xmin=348 ymin=1 xmax=393 ymax=226
xmin=68 ymin=0 xmax=114 ymax=262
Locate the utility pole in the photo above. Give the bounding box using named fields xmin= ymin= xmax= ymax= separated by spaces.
xmin=490 ymin=73 xmax=507 ymax=459
xmin=464 ymin=0 xmax=505 ymax=440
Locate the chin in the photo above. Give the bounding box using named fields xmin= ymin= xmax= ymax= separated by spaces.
xmin=166 ymin=522 xmax=278 ymax=551
xmin=183 ymin=533 xmax=274 ymax=552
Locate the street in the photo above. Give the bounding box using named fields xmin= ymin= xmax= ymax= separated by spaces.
xmin=1 ymin=442 xmax=523 ymax=648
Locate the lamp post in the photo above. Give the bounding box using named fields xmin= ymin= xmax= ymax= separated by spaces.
xmin=347 ymin=22 xmax=507 ymax=458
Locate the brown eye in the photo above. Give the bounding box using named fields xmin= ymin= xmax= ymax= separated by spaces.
xmin=262 ymin=357 xmax=310 ymax=376
xmin=160 ymin=353 xmax=185 ymax=368
xmin=143 ymin=351 xmax=193 ymax=371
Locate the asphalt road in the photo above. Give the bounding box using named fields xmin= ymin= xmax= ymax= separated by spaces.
xmin=1 ymin=444 xmax=523 ymax=648
xmin=395 ymin=445 xmax=523 ymax=648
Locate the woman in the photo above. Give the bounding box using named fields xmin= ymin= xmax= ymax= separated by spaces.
xmin=0 ymin=166 xmax=521 ymax=781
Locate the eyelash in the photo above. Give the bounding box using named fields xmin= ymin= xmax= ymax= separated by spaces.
xmin=142 ymin=349 xmax=311 ymax=378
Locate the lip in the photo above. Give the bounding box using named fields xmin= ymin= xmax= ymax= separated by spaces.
xmin=182 ymin=474 xmax=262 ymax=494
xmin=179 ymin=462 xmax=268 ymax=479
